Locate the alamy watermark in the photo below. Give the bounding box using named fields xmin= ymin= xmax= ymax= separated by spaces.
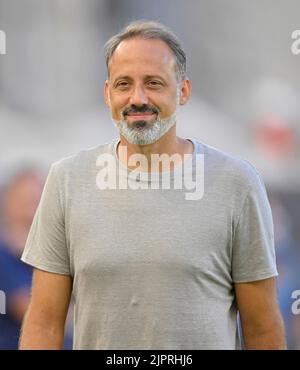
xmin=0 ymin=29 xmax=6 ymax=55
xmin=291 ymin=290 xmax=300 ymax=315
xmin=96 ymin=148 xmax=204 ymax=201
xmin=291 ymin=30 xmax=300 ymax=55
xmin=0 ymin=290 xmax=6 ymax=314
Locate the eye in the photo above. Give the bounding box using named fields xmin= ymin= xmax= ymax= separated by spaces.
xmin=116 ymin=81 xmax=129 ymax=89
xmin=147 ymin=80 xmax=163 ymax=88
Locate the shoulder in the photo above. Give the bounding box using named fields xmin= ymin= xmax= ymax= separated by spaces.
xmin=49 ymin=140 xmax=118 ymax=179
xmin=194 ymin=140 xmax=266 ymax=193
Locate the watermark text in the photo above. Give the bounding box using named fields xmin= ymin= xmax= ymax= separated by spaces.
xmin=0 ymin=290 xmax=6 ymax=314
xmin=291 ymin=30 xmax=300 ymax=55
xmin=0 ymin=29 xmax=6 ymax=55
xmin=291 ymin=290 xmax=300 ymax=315
xmin=96 ymin=148 xmax=204 ymax=201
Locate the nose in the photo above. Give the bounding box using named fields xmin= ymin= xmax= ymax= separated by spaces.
xmin=129 ymin=85 xmax=149 ymax=106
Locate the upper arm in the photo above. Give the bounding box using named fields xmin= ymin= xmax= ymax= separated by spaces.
xmin=27 ymin=268 xmax=72 ymax=327
xmin=235 ymin=277 xmax=284 ymax=341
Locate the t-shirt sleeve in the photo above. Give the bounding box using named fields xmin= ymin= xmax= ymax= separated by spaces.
xmin=232 ymin=169 xmax=278 ymax=283
xmin=21 ymin=164 xmax=71 ymax=275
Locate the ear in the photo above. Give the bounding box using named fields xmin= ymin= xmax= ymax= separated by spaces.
xmin=179 ymin=78 xmax=191 ymax=106
xmin=104 ymin=80 xmax=110 ymax=107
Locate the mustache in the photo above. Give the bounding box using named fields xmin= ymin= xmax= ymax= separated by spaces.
xmin=122 ymin=105 xmax=160 ymax=117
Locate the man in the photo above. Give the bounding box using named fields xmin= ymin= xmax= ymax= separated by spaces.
xmin=19 ymin=21 xmax=285 ymax=349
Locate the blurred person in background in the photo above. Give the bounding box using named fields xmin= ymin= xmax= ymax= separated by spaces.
xmin=270 ymin=195 xmax=300 ymax=349
xmin=0 ymin=169 xmax=43 ymax=349
xmin=0 ymin=168 xmax=74 ymax=349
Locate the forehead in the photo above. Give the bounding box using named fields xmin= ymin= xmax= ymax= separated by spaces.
xmin=108 ymin=37 xmax=177 ymax=78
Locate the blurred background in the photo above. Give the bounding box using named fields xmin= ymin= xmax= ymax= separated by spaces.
xmin=0 ymin=0 xmax=299 ymax=349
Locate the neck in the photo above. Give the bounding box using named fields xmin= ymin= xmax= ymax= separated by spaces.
xmin=117 ymin=125 xmax=194 ymax=172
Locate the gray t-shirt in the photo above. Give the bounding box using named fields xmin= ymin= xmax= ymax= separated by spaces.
xmin=21 ymin=139 xmax=278 ymax=350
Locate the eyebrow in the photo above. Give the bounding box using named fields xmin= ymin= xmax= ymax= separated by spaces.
xmin=112 ymin=75 xmax=167 ymax=84
xmin=144 ymin=75 xmax=166 ymax=81
xmin=112 ymin=75 xmax=133 ymax=83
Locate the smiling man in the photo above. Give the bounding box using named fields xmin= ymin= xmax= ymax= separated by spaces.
xmin=107 ymin=37 xmax=180 ymax=146
xmin=105 ymin=32 xmax=193 ymax=173
xmin=19 ymin=21 xmax=285 ymax=350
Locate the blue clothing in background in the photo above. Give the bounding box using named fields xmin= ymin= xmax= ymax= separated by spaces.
xmin=0 ymin=240 xmax=32 ymax=349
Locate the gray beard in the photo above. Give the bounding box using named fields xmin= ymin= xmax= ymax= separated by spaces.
xmin=113 ymin=113 xmax=177 ymax=145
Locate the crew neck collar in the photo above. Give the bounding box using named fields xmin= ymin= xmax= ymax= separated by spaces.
xmin=113 ymin=138 xmax=197 ymax=176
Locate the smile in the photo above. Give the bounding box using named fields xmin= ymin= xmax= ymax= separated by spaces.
xmin=126 ymin=113 xmax=156 ymax=120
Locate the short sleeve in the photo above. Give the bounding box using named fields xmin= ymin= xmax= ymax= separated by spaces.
xmin=21 ymin=164 xmax=71 ymax=275
xmin=232 ymin=171 xmax=278 ymax=283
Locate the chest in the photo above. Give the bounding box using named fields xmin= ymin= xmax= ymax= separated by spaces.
xmin=67 ymin=187 xmax=233 ymax=285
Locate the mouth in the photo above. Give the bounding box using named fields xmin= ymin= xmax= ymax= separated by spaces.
xmin=125 ymin=113 xmax=156 ymax=121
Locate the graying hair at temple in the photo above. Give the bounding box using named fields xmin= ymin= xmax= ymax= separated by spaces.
xmin=104 ymin=20 xmax=187 ymax=82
